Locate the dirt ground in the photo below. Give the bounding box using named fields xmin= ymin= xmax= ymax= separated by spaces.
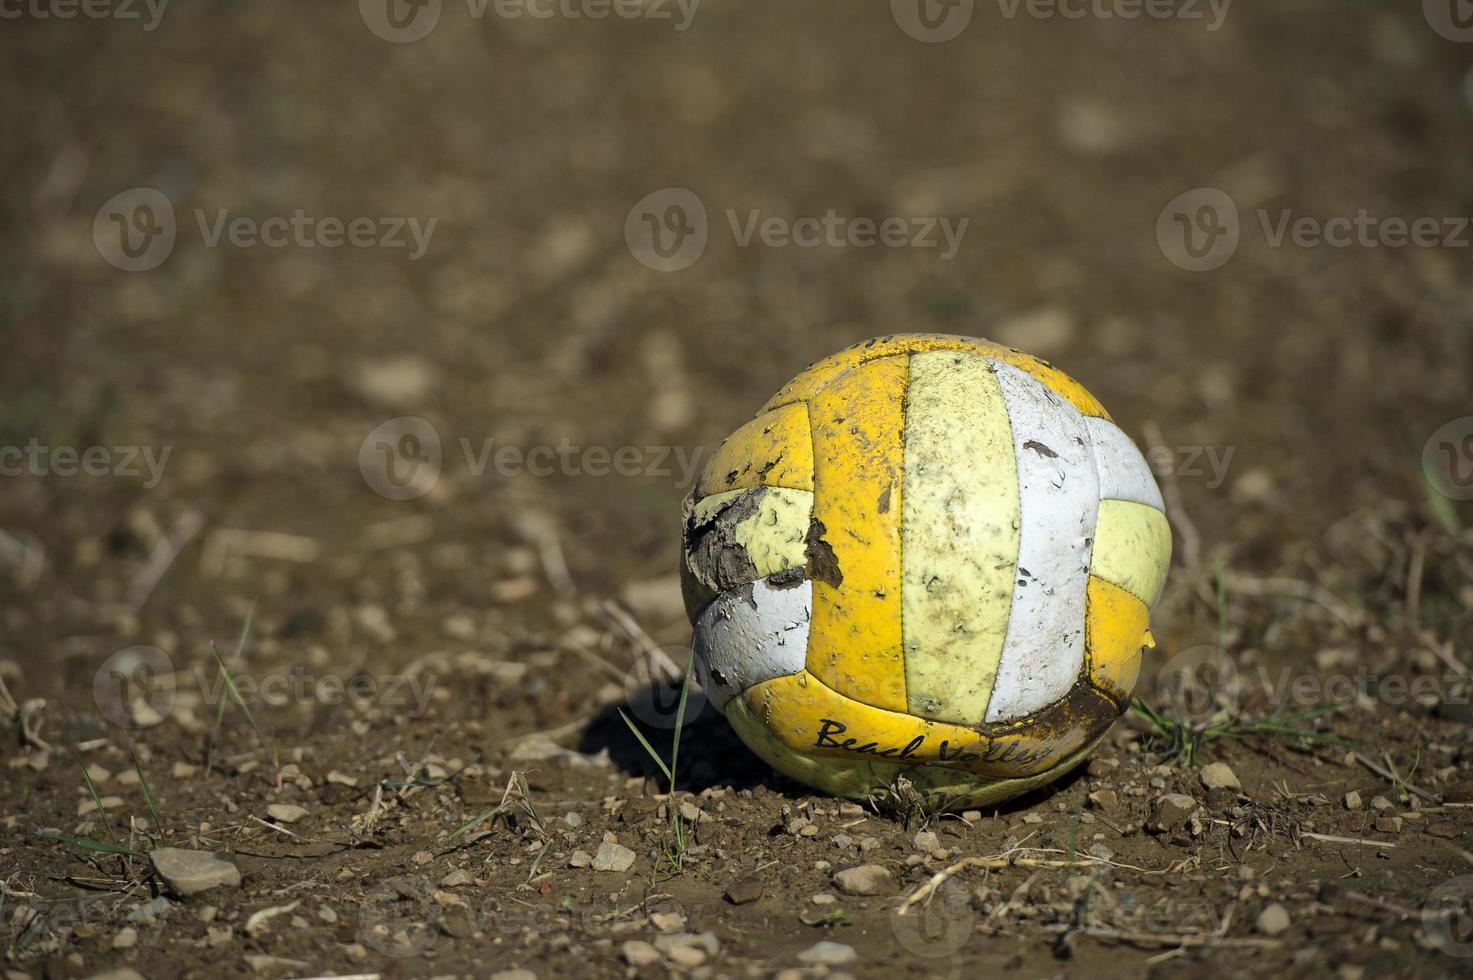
xmin=3 ymin=1 xmax=1473 ymax=977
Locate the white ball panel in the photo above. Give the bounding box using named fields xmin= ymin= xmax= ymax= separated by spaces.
xmin=984 ymin=361 xmax=1097 ymax=722
xmin=693 ymin=577 xmax=811 ymax=711
xmin=1084 ymin=416 xmax=1164 ymax=511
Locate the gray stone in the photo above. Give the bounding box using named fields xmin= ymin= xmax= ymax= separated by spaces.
xmin=1148 ymin=794 xmax=1200 ymax=834
xmin=833 ymin=864 xmax=893 ymax=896
xmin=150 ymin=848 xmax=241 ymax=897
xmin=1256 ymin=902 xmax=1291 ymax=936
xmin=1199 ymin=762 xmax=1240 ymax=792
xmin=798 ymin=940 xmax=857 ymax=965
xmin=591 ymin=841 xmax=636 ymax=872
xmin=125 ymin=896 xmax=173 ymax=923
xmin=621 ymin=941 xmax=660 ymax=967
xmin=725 ymin=877 xmax=763 ymax=905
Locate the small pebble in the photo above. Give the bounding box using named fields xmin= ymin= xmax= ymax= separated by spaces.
xmin=833 ymin=864 xmax=892 ymax=896
xmin=797 ymin=940 xmax=857 ymax=966
xmin=621 ymin=941 xmax=661 ymax=968
xmin=591 ymin=841 xmax=636 ymax=873
xmin=1200 ymin=762 xmax=1240 ymax=792
xmin=725 ymin=877 xmax=763 ymax=905
xmin=1256 ymin=903 xmax=1291 ymax=936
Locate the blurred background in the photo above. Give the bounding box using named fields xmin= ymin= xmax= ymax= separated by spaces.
xmin=2 ymin=1 xmax=1473 ymax=971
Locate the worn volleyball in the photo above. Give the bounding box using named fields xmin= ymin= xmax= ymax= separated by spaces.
xmin=680 ymin=334 xmax=1171 ymax=809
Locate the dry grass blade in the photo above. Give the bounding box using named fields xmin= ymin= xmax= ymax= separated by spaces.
xmin=617 ymin=707 xmax=673 ymax=784
xmin=127 ymin=736 xmax=164 ymax=836
xmin=1352 ymin=750 xmax=1440 ymax=804
xmin=206 ymin=601 xmax=256 ymax=776
xmin=77 ymin=753 xmax=116 ymax=842
xmin=449 ymin=770 xmax=545 ymax=844
xmin=207 ymin=629 xmax=281 ymax=790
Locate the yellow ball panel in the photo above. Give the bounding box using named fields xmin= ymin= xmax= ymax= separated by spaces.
xmin=694 ymin=400 xmax=814 ymax=499
xmin=1084 ymin=575 xmax=1150 ymax=705
xmin=1090 ymin=498 xmax=1173 ymax=607
xmin=725 ymin=690 xmax=1108 ymax=809
xmin=742 ymin=669 xmax=1117 ymax=780
xmin=804 ymin=355 xmax=909 ymax=713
